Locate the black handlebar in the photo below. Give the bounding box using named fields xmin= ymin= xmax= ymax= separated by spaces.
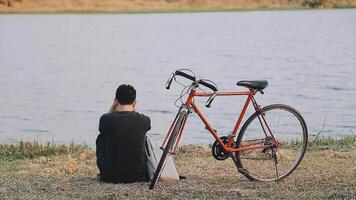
xmin=167 ymin=69 xmax=218 ymax=108
xmin=205 ymin=93 xmax=217 ymax=108
xmin=174 ymin=70 xmax=196 ymax=81
xmin=174 ymin=70 xmax=217 ymax=92
xmin=198 ymin=79 xmax=218 ymax=92
xmin=165 ymin=73 xmax=174 ymax=90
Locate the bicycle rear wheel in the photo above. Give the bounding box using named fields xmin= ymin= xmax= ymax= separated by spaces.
xmin=233 ymin=104 xmax=308 ymax=182
xmin=149 ymin=110 xmax=187 ymax=189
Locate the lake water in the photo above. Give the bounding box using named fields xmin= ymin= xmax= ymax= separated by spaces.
xmin=0 ymin=10 xmax=355 ymax=146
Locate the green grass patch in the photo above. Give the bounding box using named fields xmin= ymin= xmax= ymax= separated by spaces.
xmin=0 ymin=141 xmax=89 ymax=161
xmin=0 ymin=159 xmax=26 ymax=172
xmin=309 ymin=135 xmax=356 ymax=149
xmin=0 ymin=135 xmax=354 ymax=161
xmin=281 ymin=135 xmax=356 ymax=150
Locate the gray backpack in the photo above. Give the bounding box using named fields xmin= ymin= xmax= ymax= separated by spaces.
xmin=145 ymin=136 xmax=179 ymax=181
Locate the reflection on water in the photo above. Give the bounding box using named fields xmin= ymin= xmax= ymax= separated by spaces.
xmin=0 ymin=10 xmax=355 ymax=146
xmin=145 ymin=109 xmax=174 ymax=114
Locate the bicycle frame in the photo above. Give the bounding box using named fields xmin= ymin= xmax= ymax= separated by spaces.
xmin=161 ymin=88 xmax=278 ymax=154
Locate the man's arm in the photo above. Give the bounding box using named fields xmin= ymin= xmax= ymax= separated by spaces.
xmin=98 ymin=115 xmax=106 ymax=133
xmin=109 ymin=99 xmax=119 ymax=113
xmin=145 ymin=116 xmax=151 ymax=131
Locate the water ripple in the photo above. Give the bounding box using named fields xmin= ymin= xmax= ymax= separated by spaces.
xmin=326 ymin=86 xmax=352 ymax=91
xmin=146 ymin=109 xmax=173 ymax=114
xmin=21 ymin=129 xmax=51 ymax=133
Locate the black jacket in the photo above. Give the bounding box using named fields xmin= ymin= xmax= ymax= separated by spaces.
xmin=96 ymin=111 xmax=151 ymax=183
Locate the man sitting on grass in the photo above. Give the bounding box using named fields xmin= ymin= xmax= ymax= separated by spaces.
xmin=96 ymin=84 xmax=151 ymax=183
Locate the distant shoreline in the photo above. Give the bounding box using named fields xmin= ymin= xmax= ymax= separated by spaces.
xmin=1 ymin=0 xmax=356 ymax=14
xmin=1 ymin=7 xmax=356 ymax=15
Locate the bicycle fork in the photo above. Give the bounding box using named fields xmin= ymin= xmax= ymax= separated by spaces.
xmin=160 ymin=107 xmax=189 ymax=154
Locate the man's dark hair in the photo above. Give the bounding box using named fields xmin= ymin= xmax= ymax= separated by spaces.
xmin=115 ymin=84 xmax=136 ymax=105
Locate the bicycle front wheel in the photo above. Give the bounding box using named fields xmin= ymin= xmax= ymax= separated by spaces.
xmin=149 ymin=110 xmax=187 ymax=189
xmin=234 ymin=104 xmax=308 ymax=182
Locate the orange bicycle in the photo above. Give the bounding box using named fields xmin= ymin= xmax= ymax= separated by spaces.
xmin=149 ymin=69 xmax=308 ymax=189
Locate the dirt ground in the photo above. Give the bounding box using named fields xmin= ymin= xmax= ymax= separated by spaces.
xmin=0 ymin=145 xmax=355 ymax=199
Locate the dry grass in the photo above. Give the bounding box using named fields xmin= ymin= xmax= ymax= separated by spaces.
xmin=0 ymin=0 xmax=356 ymax=13
xmin=0 ymin=144 xmax=355 ymax=199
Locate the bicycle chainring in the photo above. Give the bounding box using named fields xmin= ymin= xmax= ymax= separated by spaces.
xmin=212 ymin=136 xmax=232 ymax=161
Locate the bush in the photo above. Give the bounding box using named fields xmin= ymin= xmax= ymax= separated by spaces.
xmin=303 ymin=0 xmax=324 ymax=8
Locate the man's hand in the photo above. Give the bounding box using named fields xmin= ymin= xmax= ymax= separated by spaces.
xmin=109 ymin=99 xmax=119 ymax=113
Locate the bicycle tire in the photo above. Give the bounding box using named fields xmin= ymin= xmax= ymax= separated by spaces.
xmin=149 ymin=110 xmax=187 ymax=189
xmin=233 ymin=104 xmax=308 ymax=182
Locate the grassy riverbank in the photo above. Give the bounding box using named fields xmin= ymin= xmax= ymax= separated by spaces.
xmin=0 ymin=0 xmax=356 ymax=13
xmin=0 ymin=136 xmax=355 ymax=199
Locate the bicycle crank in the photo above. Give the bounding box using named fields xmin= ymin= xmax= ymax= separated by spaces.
xmin=212 ymin=136 xmax=233 ymax=160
